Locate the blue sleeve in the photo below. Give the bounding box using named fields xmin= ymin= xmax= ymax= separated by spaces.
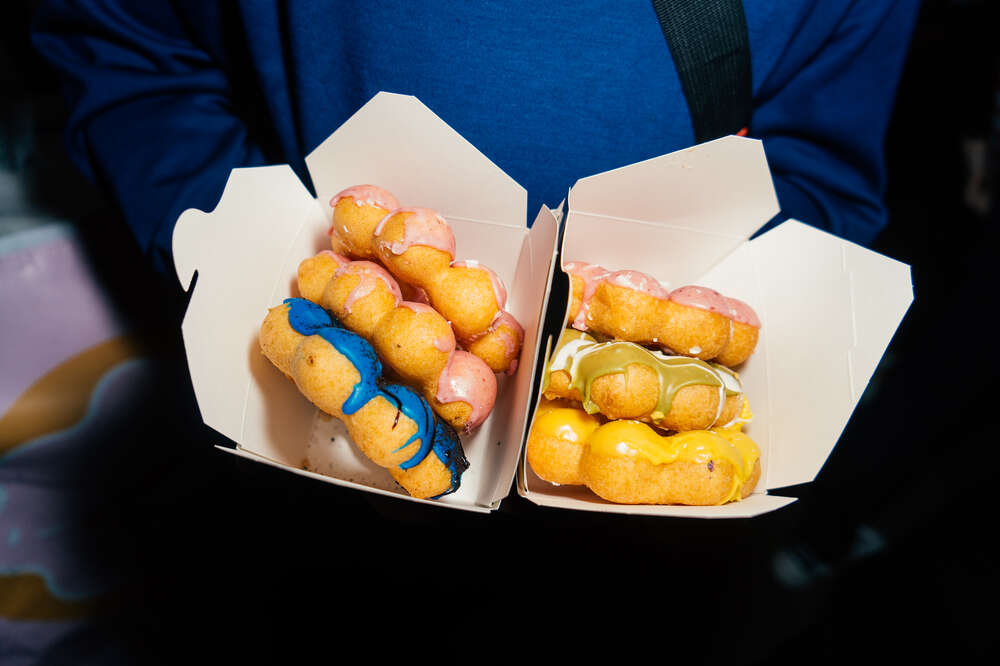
xmin=31 ymin=0 xmax=270 ymax=275
xmin=751 ymin=1 xmax=920 ymax=246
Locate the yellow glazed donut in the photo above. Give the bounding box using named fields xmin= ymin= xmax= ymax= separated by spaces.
xmin=564 ymin=261 xmax=761 ymax=367
xmin=529 ymin=263 xmax=763 ymax=506
xmin=328 ymin=185 xmax=523 ymax=374
xmin=542 ymin=329 xmax=747 ymax=432
xmin=297 ymin=251 xmax=497 ymax=433
xmin=525 ymin=399 xmax=760 ymax=506
xmin=524 ymin=399 xmax=601 ymax=486
xmin=259 ymin=299 xmax=469 ymax=499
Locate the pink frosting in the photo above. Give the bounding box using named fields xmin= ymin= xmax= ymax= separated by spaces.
xmin=374 ymin=207 xmax=456 ymax=258
xmin=409 ymin=286 xmax=431 ymax=304
xmin=398 ymin=300 xmax=438 ymax=315
xmin=724 ymin=297 xmax=761 ymax=328
xmin=335 ymin=261 xmax=402 ymax=314
xmin=565 ymin=262 xmax=610 ymax=331
xmin=566 ymin=260 xmax=760 ymax=329
xmin=433 ymin=335 xmax=455 ymax=353
xmin=604 ymin=269 xmax=670 ymax=300
xmin=668 ymin=285 xmax=731 ymax=316
xmin=329 ymin=184 xmax=400 ymax=212
xmin=451 ymin=259 xmax=507 ymax=310
xmin=319 ymin=249 xmax=351 ymax=267
xmin=490 ymin=311 xmax=524 ymax=374
xmin=564 ymin=261 xmax=609 ymax=282
xmin=436 ymin=350 xmax=497 ymax=432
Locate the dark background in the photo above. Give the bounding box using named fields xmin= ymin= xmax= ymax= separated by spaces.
xmin=2 ymin=0 xmax=998 ymax=663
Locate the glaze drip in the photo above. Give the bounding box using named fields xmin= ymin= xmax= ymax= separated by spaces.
xmin=430 ymin=418 xmax=470 ymax=497
xmin=283 ymin=298 xmax=468 ymax=493
xmin=565 ymin=262 xmax=760 ymax=330
xmin=380 ymin=383 xmax=436 ymax=470
xmin=546 ymin=328 xmax=742 ymax=424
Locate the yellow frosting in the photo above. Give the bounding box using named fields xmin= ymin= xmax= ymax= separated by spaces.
xmin=532 ymin=401 xmax=602 ymax=443
xmin=530 ymin=398 xmax=761 ymax=504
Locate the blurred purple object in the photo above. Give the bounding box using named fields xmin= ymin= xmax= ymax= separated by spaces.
xmin=0 ymin=225 xmax=123 ymax=416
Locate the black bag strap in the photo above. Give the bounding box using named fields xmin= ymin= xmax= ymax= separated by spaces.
xmin=650 ymin=0 xmax=752 ymax=142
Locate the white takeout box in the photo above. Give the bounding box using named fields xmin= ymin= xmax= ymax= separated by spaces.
xmin=173 ymin=92 xmax=560 ymax=512
xmin=517 ymin=136 xmax=914 ymax=517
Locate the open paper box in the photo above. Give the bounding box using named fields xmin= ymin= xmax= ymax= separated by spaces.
xmin=173 ymin=91 xmax=912 ymax=518
xmin=173 ymin=92 xmax=560 ymax=513
xmin=517 ymin=137 xmax=914 ymax=517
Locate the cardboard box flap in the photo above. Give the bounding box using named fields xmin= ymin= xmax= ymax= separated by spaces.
xmin=486 ymin=204 xmax=561 ymax=506
xmin=699 ymin=220 xmax=913 ymax=490
xmin=564 ymin=136 xmax=779 ymax=286
xmin=842 ymin=240 xmax=914 ymax=400
xmin=519 ymin=483 xmax=798 ymax=518
xmin=305 ymin=92 xmax=527 ymax=229
xmin=518 ymin=136 xmax=912 ymax=517
xmin=173 ymin=165 xmax=325 ymax=444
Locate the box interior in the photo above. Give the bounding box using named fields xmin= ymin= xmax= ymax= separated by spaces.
xmin=174 ymin=93 xmax=559 ymax=511
xmin=517 ymin=137 xmax=913 ymax=517
xmin=173 ymin=100 xmax=913 ymax=518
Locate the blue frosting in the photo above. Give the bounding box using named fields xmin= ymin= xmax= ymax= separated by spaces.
xmin=314 ymin=326 xmax=383 ymax=416
xmin=283 ymin=298 xmax=468 ymax=495
xmin=380 ymin=384 xmax=435 ymax=470
xmin=430 ymin=418 xmax=470 ymax=498
xmin=283 ymin=297 xmax=335 ymax=335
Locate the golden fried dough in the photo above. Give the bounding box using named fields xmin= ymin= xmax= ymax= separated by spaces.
xmin=259 ymin=300 xmax=469 ymax=498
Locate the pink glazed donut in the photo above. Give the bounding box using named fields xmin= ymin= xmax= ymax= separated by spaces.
xmin=328 ymin=184 xmax=523 ymax=374
xmin=564 ymin=261 xmax=761 ymax=367
xmin=298 ymin=251 xmax=496 ymax=433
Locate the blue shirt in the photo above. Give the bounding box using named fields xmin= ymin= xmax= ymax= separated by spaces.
xmin=32 ymin=1 xmax=919 ymax=274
